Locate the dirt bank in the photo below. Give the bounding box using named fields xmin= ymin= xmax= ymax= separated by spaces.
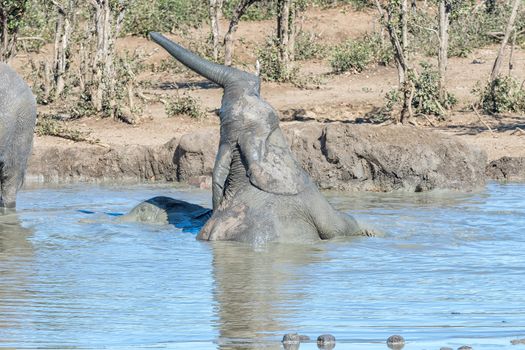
xmin=27 ymin=122 xmax=488 ymax=192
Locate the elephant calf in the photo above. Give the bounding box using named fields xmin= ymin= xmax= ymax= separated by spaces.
xmin=0 ymin=63 xmax=37 ymax=209
xmin=148 ymin=33 xmax=376 ymax=243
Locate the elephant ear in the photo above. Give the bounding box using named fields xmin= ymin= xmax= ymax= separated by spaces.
xmin=238 ymin=127 xmax=310 ymax=195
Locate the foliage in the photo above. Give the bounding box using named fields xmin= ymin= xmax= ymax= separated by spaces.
xmin=257 ymin=35 xmax=299 ymax=82
xmin=310 ymin=0 xmax=372 ymax=10
xmin=122 ymin=0 xmax=208 ymax=36
xmin=330 ymin=34 xmax=392 ymax=73
xmin=410 ymin=1 xmax=525 ymax=58
xmin=222 ymin=0 xmax=277 ymax=21
xmin=165 ymin=93 xmax=205 ymax=119
xmin=474 ymin=76 xmax=525 ymax=114
xmin=294 ymin=31 xmax=327 ymax=60
xmin=35 ymin=114 xmax=96 ymax=142
xmin=411 ymin=62 xmax=456 ymax=115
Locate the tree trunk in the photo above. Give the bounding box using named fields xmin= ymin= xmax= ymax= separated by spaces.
xmin=490 ymin=0 xmax=521 ymax=81
xmin=374 ymin=0 xmax=412 ymax=124
xmin=438 ymin=0 xmax=450 ymax=102
xmin=88 ymin=0 xmax=127 ymax=116
xmin=209 ymin=0 xmax=223 ymax=61
xmin=51 ymin=0 xmax=77 ymax=100
xmin=277 ymin=0 xmax=299 ymax=80
xmin=0 ymin=1 xmax=28 ymax=62
xmin=224 ymin=0 xmax=258 ymax=66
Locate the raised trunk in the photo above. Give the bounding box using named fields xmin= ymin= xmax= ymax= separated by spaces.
xmin=490 ymin=0 xmax=521 ymax=81
xmin=438 ymin=0 xmax=450 ymax=102
xmin=223 ymin=0 xmax=258 ymax=66
xmin=151 ymin=32 xmax=246 ymax=88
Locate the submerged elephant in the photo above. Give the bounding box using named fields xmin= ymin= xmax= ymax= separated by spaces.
xmin=121 ymin=196 xmax=212 ymax=233
xmin=146 ymin=33 xmax=375 ymax=243
xmin=0 ymin=63 xmax=37 ymax=210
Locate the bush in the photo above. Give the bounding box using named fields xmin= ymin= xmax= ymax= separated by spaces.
xmin=330 ymin=34 xmax=392 ymax=73
xmin=165 ymin=93 xmax=205 ymax=119
xmin=411 ymin=62 xmax=456 ymax=116
xmin=36 ymin=114 xmax=96 ymax=142
xmin=257 ymin=36 xmax=298 ymax=82
xmin=410 ymin=1 xmax=525 ymax=58
xmin=123 ymin=0 xmax=208 ymax=36
xmin=294 ymin=31 xmax=327 ymax=60
xmin=475 ymin=76 xmax=525 ymax=114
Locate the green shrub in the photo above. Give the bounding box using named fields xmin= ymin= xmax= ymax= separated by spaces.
xmin=330 ymin=34 xmax=392 ymax=73
xmin=123 ymin=0 xmax=208 ymax=36
xmin=36 ymin=114 xmax=96 ymax=142
xmin=257 ymin=36 xmax=298 ymax=82
xmin=410 ymin=1 xmax=525 ymax=58
xmin=475 ymin=76 xmax=525 ymax=114
xmin=294 ymin=31 xmax=327 ymax=60
xmin=165 ymin=93 xmax=205 ymax=119
xmin=222 ymin=0 xmax=277 ymax=21
xmin=412 ymin=62 xmax=456 ymax=116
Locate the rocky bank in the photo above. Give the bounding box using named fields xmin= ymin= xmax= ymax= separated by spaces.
xmin=27 ymin=122 xmax=492 ymax=192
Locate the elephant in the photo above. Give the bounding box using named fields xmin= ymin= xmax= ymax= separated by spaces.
xmin=0 ymin=63 xmax=37 ymax=210
xmin=148 ymin=32 xmax=376 ymax=243
xmin=120 ymin=196 xmax=212 ymax=233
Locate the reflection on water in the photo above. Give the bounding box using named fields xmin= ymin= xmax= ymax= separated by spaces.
xmin=0 ymin=183 xmax=524 ymax=349
xmin=212 ymin=243 xmax=326 ymax=350
xmin=0 ymin=213 xmax=35 ymax=344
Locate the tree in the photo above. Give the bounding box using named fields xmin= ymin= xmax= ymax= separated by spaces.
xmin=223 ymin=0 xmax=260 ymax=66
xmin=50 ymin=0 xmax=78 ymax=99
xmin=374 ymin=0 xmax=413 ymax=123
xmin=0 ymin=0 xmax=29 ymax=62
xmin=209 ymin=0 xmax=224 ymax=61
xmin=489 ymin=0 xmax=521 ymax=82
xmin=437 ymin=0 xmax=451 ymax=102
xmin=276 ymin=0 xmax=298 ymax=79
xmin=86 ymin=0 xmax=128 ymax=116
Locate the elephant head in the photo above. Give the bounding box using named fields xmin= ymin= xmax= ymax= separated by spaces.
xmin=150 ymin=33 xmax=375 ymax=243
xmin=0 ymin=63 xmax=37 ymax=210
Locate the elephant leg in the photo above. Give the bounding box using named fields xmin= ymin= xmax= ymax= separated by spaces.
xmin=212 ymin=143 xmax=232 ymax=211
xmin=305 ymin=190 xmax=372 ymax=239
xmin=0 ymin=166 xmax=19 ymax=209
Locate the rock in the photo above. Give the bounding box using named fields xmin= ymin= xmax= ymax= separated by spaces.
xmin=440 ymin=347 xmax=453 ymax=350
xmin=317 ymin=334 xmax=336 ymax=349
xmin=174 ymin=130 xmax=218 ymax=182
xmin=28 ymin=123 xmax=487 ymax=192
xmin=386 ymin=335 xmax=405 ymax=349
xmin=282 ymin=333 xmax=310 ymax=344
xmin=285 ymin=123 xmax=486 ymax=192
xmin=457 ymin=346 xmax=473 ymax=350
xmin=486 ymin=156 xmax=525 ymax=182
xmin=511 ymin=338 xmax=525 ymax=345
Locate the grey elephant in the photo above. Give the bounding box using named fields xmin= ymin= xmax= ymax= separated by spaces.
xmin=0 ymin=63 xmax=37 ymax=210
xmin=120 ymin=196 xmax=212 ymax=233
xmin=147 ymin=33 xmax=375 ymax=243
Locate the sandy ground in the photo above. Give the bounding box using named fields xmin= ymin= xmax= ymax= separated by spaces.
xmin=12 ymin=5 xmax=525 ymax=162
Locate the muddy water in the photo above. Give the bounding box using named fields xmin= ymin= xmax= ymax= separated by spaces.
xmin=0 ymin=183 xmax=524 ymax=349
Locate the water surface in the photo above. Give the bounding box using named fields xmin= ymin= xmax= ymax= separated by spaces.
xmin=1 ymin=183 xmax=524 ymax=349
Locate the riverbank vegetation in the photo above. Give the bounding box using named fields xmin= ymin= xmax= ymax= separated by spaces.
xmin=0 ymin=0 xmax=524 ymax=139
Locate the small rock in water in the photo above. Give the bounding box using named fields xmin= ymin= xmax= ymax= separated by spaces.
xmin=440 ymin=347 xmax=453 ymax=350
xmin=511 ymin=338 xmax=525 ymax=345
xmin=282 ymin=333 xmax=309 ymax=344
xmin=457 ymin=346 xmax=473 ymax=350
xmin=317 ymin=334 xmax=336 ymax=349
xmin=387 ymin=335 xmax=405 ymax=349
